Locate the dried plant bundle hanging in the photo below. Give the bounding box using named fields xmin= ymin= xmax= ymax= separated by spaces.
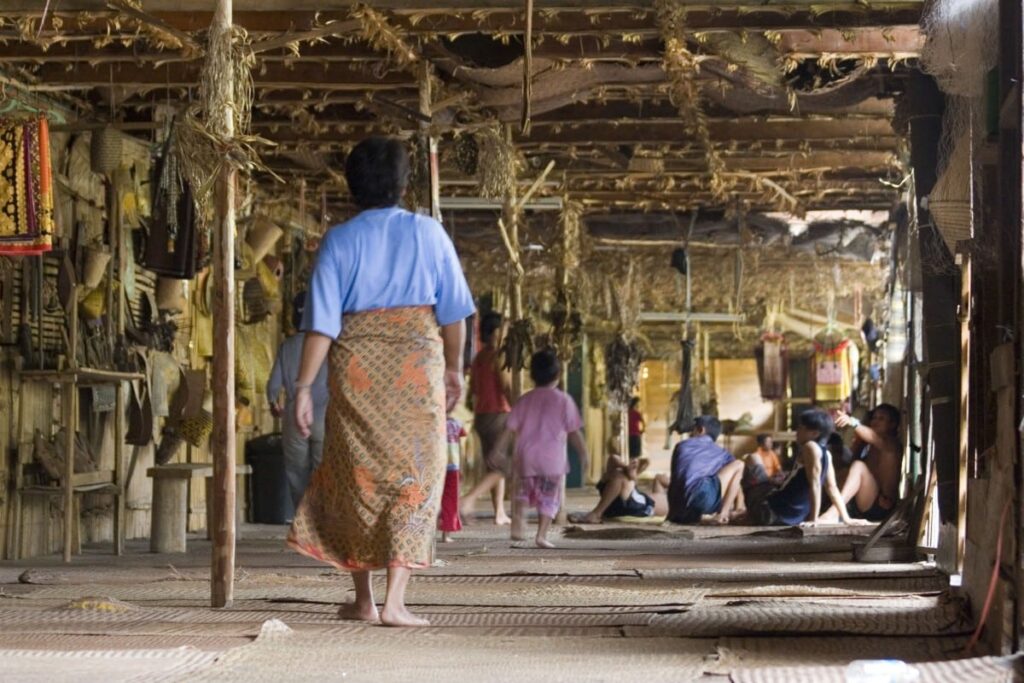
xmin=501 ymin=317 xmax=535 ymax=372
xmin=176 ymin=25 xmax=279 ymax=229
xmin=654 ymin=0 xmax=727 ymax=198
xmin=477 ymin=125 xmax=520 ymax=200
xmin=549 ymin=199 xmax=584 ymax=361
xmin=605 ymin=333 xmax=643 ymax=410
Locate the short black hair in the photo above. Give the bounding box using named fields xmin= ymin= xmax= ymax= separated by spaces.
xmin=693 ymin=415 xmax=722 ymax=441
xmin=480 ymin=311 xmax=503 ymax=344
xmin=873 ymin=403 xmax=901 ymax=429
xmin=756 ymin=433 xmax=771 ymax=447
xmin=292 ymin=291 xmax=307 ymax=330
xmin=345 ymin=137 xmax=410 ymax=210
xmin=629 ymin=397 xmax=640 ymax=409
xmin=529 ymin=348 xmax=561 ymax=386
xmin=798 ymin=409 xmax=834 ymax=441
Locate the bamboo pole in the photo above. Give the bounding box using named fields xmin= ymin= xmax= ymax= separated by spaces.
xmin=210 ymin=0 xmax=237 ymax=609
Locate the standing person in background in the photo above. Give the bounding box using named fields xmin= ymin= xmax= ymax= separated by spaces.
xmin=438 ymin=416 xmax=465 ymax=542
xmin=267 ymin=292 xmax=329 ymax=517
xmin=287 ymin=137 xmax=475 ymax=627
xmin=628 ymin=397 xmax=646 ymax=460
xmin=460 ymin=312 xmax=513 ymax=526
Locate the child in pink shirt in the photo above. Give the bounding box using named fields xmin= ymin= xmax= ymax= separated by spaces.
xmin=488 ymin=349 xmax=589 ymax=548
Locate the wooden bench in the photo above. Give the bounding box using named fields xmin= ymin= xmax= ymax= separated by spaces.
xmin=147 ymin=463 xmax=213 ymax=553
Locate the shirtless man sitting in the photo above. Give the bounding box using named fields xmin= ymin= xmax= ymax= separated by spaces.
xmin=820 ymin=403 xmax=902 ymax=522
xmin=572 ymin=422 xmax=668 ymax=524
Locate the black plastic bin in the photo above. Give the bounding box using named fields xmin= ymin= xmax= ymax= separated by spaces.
xmin=245 ymin=433 xmax=294 ymax=524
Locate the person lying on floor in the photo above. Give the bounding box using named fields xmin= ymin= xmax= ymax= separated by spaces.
xmin=666 ymin=416 xmax=746 ymax=525
xmin=571 ymin=422 xmax=668 ymax=523
xmin=819 ymin=404 xmax=902 ymax=523
xmin=744 ymin=409 xmax=863 ymax=527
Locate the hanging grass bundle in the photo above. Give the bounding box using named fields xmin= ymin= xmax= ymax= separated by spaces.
xmin=477 ymin=125 xmax=520 ymax=200
xmin=501 ymin=318 xmax=535 ymax=372
xmin=605 ymin=333 xmax=643 ymax=410
xmin=453 ymin=133 xmax=479 ymax=176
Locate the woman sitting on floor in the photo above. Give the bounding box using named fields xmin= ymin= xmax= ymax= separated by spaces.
xmin=744 ymin=409 xmax=864 ymax=527
xmin=571 ymin=420 xmax=668 ymax=524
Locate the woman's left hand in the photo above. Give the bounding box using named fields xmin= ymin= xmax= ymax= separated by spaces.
xmin=444 ymin=369 xmax=462 ymax=412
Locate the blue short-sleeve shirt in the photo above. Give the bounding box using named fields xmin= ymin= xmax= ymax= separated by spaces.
xmin=303 ymin=207 xmax=476 ymax=338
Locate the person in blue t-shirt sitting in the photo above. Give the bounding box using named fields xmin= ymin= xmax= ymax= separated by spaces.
xmin=666 ymin=416 xmax=746 ymax=525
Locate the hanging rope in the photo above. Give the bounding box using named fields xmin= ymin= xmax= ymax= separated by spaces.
xmin=520 ymin=0 xmax=534 ymax=135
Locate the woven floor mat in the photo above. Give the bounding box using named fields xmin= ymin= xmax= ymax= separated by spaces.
xmin=704 ymin=576 xmax=949 ymax=598
xmin=169 ymin=620 xmax=709 ymax=683
xmin=730 ymin=655 xmax=1021 ymax=683
xmin=639 ymin=597 xmax=969 ymax=637
xmin=705 ymin=635 xmax=967 ymax=675
xmin=0 ymin=646 xmax=219 ymax=683
xmin=0 ymin=634 xmax=250 ymax=651
xmin=289 ymin=623 xmax=629 ymax=638
xmin=635 ymin=562 xmax=937 ymax=581
xmin=561 ymin=525 xmax=693 ymax=540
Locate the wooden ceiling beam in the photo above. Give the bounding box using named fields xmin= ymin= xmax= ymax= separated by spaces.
xmin=26 ymin=61 xmax=415 ymax=88
xmin=1 ymin=5 xmax=923 ymax=32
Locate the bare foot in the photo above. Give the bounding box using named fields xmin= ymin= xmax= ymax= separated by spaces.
xmin=568 ymin=512 xmax=602 ymax=524
xmin=380 ymin=605 xmax=430 ymax=627
xmin=337 ymin=600 xmax=379 ymax=622
xmin=494 ymin=512 xmax=511 ymax=526
xmin=535 ymin=537 xmax=555 ymax=549
xmin=459 ymin=503 xmax=474 ymax=522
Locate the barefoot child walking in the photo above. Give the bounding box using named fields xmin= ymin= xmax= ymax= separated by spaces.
xmin=438 ymin=417 xmax=465 ymax=542
xmin=487 ymin=349 xmax=589 ymax=549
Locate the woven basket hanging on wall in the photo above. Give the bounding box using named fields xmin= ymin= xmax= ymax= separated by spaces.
xmin=928 ymin=129 xmax=973 ymax=252
xmin=90 ymin=126 xmax=124 ymax=175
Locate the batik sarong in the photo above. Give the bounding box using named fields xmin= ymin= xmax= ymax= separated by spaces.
xmin=0 ymin=117 xmax=52 ymax=254
xmin=288 ymin=306 xmax=446 ymax=570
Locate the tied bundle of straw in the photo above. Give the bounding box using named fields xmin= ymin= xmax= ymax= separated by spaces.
xmin=477 ymin=125 xmax=520 ymax=200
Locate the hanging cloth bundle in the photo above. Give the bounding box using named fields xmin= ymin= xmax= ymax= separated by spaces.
xmin=144 ymin=125 xmax=197 ymax=278
xmin=754 ymin=332 xmax=788 ymax=401
xmin=0 ymin=116 xmax=54 ymax=255
xmin=670 ymin=339 xmax=696 ymax=434
xmin=814 ymin=338 xmax=854 ymax=403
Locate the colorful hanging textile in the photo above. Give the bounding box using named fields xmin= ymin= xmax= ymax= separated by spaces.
xmin=0 ymin=117 xmax=53 ymax=255
xmin=814 ymin=338 xmax=854 ymax=403
xmin=755 ymin=332 xmax=788 ymax=401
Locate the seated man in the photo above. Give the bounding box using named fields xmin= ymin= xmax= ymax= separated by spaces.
xmin=820 ymin=403 xmax=902 ymax=522
xmin=666 ymin=416 xmax=745 ymax=525
xmin=572 ymin=422 xmax=668 ymax=523
xmin=742 ymin=433 xmax=784 ymax=491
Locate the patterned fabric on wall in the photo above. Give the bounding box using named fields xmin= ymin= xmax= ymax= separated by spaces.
xmin=0 ymin=117 xmax=53 ymax=254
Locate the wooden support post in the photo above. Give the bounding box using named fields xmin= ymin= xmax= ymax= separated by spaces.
xmin=503 ymin=128 xmax=525 ymax=538
xmin=63 ymin=285 xmax=79 ymax=563
xmin=956 ymin=249 xmax=971 ymax=576
xmin=210 ymin=0 xmax=237 ymax=609
xmin=113 ymin=174 xmax=126 ymax=556
xmin=418 ymin=63 xmax=441 ymax=223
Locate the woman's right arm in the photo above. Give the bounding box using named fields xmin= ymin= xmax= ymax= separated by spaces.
xmin=294 ymin=333 xmax=332 ymax=438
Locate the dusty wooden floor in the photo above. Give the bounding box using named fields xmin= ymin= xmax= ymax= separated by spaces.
xmin=0 ymin=490 xmax=1017 ymax=682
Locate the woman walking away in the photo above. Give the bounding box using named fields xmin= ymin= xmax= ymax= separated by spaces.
xmin=487 ymin=349 xmax=589 ymax=548
xmin=460 ymin=311 xmax=513 ymax=525
xmin=288 ymin=137 xmax=475 ymax=627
